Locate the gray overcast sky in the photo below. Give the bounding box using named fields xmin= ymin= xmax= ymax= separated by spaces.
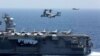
xmin=0 ymin=0 xmax=100 ymax=9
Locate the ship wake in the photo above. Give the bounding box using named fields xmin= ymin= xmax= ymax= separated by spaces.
xmin=89 ymin=49 xmax=100 ymax=56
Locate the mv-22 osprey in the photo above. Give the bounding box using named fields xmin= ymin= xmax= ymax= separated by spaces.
xmin=41 ymin=9 xmax=61 ymax=18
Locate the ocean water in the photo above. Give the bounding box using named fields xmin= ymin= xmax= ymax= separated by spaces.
xmin=0 ymin=9 xmax=100 ymax=56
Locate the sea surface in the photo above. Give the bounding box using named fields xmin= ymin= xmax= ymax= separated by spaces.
xmin=0 ymin=9 xmax=100 ymax=56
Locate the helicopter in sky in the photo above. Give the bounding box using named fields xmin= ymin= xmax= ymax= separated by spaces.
xmin=41 ymin=9 xmax=61 ymax=18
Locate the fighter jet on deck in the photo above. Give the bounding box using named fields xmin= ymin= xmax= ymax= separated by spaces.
xmin=41 ymin=9 xmax=61 ymax=18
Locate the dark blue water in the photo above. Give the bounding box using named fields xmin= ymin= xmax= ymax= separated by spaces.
xmin=0 ymin=9 xmax=100 ymax=56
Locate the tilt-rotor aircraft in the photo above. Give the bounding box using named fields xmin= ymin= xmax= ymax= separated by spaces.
xmin=41 ymin=9 xmax=61 ymax=18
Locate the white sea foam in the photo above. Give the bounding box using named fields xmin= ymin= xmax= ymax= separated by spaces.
xmin=88 ymin=52 xmax=100 ymax=56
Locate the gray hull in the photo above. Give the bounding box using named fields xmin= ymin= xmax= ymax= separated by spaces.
xmin=0 ymin=36 xmax=91 ymax=55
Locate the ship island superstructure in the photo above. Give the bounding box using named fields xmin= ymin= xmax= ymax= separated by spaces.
xmin=0 ymin=14 xmax=92 ymax=56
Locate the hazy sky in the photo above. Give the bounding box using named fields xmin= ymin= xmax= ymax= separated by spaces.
xmin=0 ymin=0 xmax=100 ymax=9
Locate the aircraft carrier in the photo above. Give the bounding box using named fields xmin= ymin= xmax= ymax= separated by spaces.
xmin=0 ymin=14 xmax=92 ymax=56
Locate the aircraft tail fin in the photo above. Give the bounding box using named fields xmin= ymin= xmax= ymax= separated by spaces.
xmin=56 ymin=12 xmax=61 ymax=16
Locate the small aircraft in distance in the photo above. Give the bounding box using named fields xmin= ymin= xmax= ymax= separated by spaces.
xmin=41 ymin=9 xmax=61 ymax=18
xmin=72 ymin=8 xmax=79 ymax=10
